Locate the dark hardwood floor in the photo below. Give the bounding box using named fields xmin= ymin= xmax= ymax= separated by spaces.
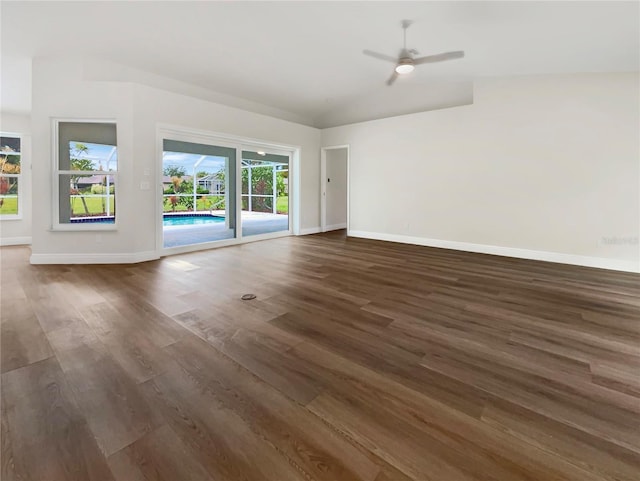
xmin=1 ymin=231 xmax=639 ymax=481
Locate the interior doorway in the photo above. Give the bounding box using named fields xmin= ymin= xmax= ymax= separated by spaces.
xmin=321 ymin=145 xmax=349 ymax=232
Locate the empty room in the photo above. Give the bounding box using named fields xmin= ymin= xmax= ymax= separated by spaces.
xmin=1 ymin=1 xmax=639 ymax=480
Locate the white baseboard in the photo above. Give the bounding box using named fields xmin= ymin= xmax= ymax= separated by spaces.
xmin=324 ymin=223 xmax=347 ymax=232
xmin=0 ymin=236 xmax=32 ymax=246
xmin=348 ymin=230 xmax=640 ymax=273
xmin=299 ymin=226 xmax=322 ymax=235
xmin=30 ymin=250 xmax=159 ymax=265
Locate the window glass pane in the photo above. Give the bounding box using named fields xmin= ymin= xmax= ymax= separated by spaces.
xmin=162 ymin=152 xmax=227 ymax=213
xmin=0 ymin=176 xmax=18 ymax=215
xmin=241 ymin=151 xmax=289 ymax=237
xmin=249 ymin=166 xmax=274 ymax=196
xmin=241 ymin=174 xmax=249 ymax=195
xmin=69 ymin=141 xmax=117 ymax=172
xmin=162 ymin=141 xmax=236 ymax=248
xmin=58 ymin=122 xmax=116 ymax=171
xmin=59 ymin=174 xmax=115 ymax=224
xmin=0 ymin=136 xmax=21 ymax=173
xmin=0 ymin=136 xmax=20 ymax=154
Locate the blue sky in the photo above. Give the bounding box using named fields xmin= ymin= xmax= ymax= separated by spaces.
xmin=69 ymin=142 xmax=227 ymax=174
xmin=163 ymin=152 xmax=226 ymax=174
xmin=69 ymin=141 xmax=117 ymax=170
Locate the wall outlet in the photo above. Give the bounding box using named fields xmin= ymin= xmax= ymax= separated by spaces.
xmin=140 ymin=181 xmax=151 ymax=190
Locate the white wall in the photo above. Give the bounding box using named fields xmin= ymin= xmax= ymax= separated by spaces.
xmin=30 ymin=57 xmax=135 ymax=262
xmin=325 ymin=148 xmax=347 ymax=229
xmin=83 ymin=58 xmax=314 ymax=127
xmin=29 ymin=57 xmax=320 ymax=263
xmin=23 ymin=58 xmax=640 ymax=270
xmin=132 ymin=84 xmax=321 ymax=252
xmin=321 ymin=72 xmax=640 ymax=272
xmin=0 ymin=113 xmax=31 ymax=245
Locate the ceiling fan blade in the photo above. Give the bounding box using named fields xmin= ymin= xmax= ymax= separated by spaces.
xmin=363 ymin=49 xmax=398 ymax=64
xmin=413 ymin=51 xmax=465 ymax=65
xmin=386 ymin=70 xmax=399 ymax=86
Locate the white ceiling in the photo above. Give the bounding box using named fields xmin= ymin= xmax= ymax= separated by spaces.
xmin=1 ymin=1 xmax=638 ymax=128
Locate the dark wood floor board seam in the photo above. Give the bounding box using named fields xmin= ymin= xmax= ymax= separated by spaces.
xmin=0 ymin=353 xmax=55 ymax=375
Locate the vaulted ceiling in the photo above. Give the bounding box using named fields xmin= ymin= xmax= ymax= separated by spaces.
xmin=1 ymin=1 xmax=638 ymax=128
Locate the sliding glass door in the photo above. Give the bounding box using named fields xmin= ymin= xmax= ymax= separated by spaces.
xmin=159 ymin=134 xmax=293 ymax=252
xmin=241 ymin=150 xmax=290 ymax=237
xmin=162 ymin=140 xmax=237 ymax=249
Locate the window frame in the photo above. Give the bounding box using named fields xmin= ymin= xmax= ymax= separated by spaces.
xmin=0 ymin=132 xmax=23 ymax=220
xmin=52 ymin=118 xmax=119 ymax=231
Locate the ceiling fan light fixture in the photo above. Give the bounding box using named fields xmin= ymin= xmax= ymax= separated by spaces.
xmin=363 ymin=21 xmax=465 ymax=86
xmin=395 ymin=63 xmax=415 ymax=74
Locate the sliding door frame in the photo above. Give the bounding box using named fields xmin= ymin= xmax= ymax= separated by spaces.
xmin=156 ymin=124 xmax=299 ymax=257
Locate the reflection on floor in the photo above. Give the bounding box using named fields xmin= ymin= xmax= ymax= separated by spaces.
xmin=163 ymin=212 xmax=288 ymax=248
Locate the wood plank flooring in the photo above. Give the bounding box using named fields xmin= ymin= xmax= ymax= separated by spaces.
xmin=1 ymin=231 xmax=639 ymax=481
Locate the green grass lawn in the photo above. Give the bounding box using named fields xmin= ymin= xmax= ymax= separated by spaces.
xmin=1 ymin=194 xmax=289 ymax=217
xmin=2 ymin=196 xmax=115 ymax=217
xmin=70 ymin=196 xmax=115 ymax=216
xmin=0 ymin=197 xmax=18 ymax=215
xmin=276 ymin=196 xmax=288 ymax=214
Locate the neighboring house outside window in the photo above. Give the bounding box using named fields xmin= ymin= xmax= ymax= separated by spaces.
xmin=197 ymin=173 xmax=225 ymax=195
xmin=0 ymin=134 xmax=22 ymax=219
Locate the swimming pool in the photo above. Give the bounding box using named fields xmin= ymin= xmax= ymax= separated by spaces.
xmin=163 ymin=215 xmax=225 ymax=227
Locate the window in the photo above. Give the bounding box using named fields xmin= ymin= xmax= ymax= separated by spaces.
xmin=54 ymin=121 xmax=117 ymax=229
xmin=0 ymin=134 xmax=22 ymax=218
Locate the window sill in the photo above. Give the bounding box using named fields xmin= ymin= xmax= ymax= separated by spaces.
xmin=50 ymin=223 xmax=118 ymax=232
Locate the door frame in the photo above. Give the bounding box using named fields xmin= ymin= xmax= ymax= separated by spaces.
xmin=156 ymin=124 xmax=300 ymax=256
xmin=320 ymin=144 xmax=350 ymax=233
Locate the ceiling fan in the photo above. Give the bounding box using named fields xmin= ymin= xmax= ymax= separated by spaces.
xmin=363 ymin=20 xmax=465 ymax=86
